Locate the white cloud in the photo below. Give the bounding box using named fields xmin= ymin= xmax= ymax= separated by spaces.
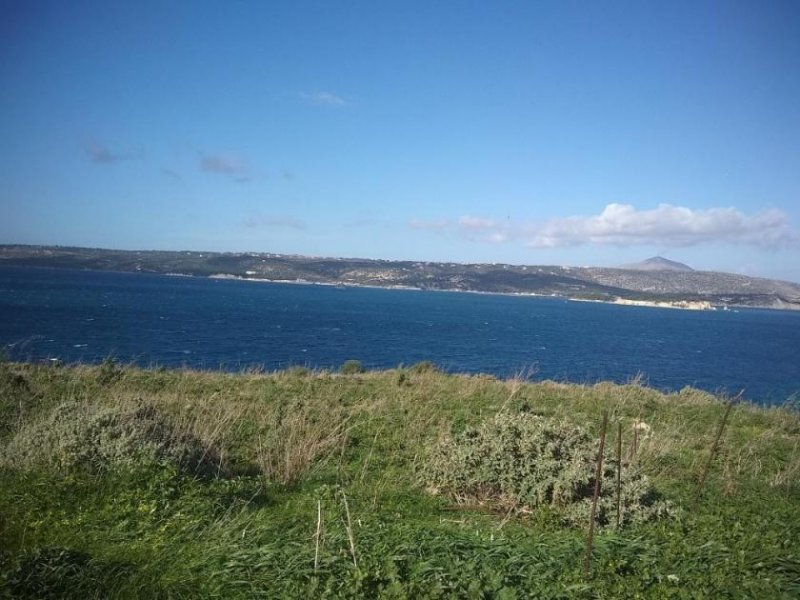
xmin=161 ymin=168 xmax=182 ymax=181
xmin=242 ymin=216 xmax=306 ymax=230
xmin=345 ymin=218 xmax=382 ymax=228
xmin=408 ymin=218 xmax=452 ymax=231
xmin=408 ymin=203 xmax=799 ymax=250
xmin=458 ymin=215 xmax=497 ymax=230
xmin=408 ymin=215 xmax=511 ymax=242
xmin=200 ymin=154 xmax=248 ymax=176
xmin=298 ymin=91 xmax=350 ymax=107
xmin=83 ymin=140 xmax=142 ymax=164
xmin=457 ymin=215 xmax=511 ymax=243
xmin=528 ymin=203 xmax=797 ymax=249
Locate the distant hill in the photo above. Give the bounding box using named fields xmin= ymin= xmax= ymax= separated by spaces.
xmin=621 ymin=256 xmax=694 ymax=272
xmin=1 ymin=244 xmax=799 ymax=310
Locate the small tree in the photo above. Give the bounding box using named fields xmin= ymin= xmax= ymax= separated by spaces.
xmin=341 ymin=360 xmax=365 ymax=375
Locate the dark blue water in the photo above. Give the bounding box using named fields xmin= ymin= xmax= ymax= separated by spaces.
xmin=1 ymin=266 xmax=799 ymax=405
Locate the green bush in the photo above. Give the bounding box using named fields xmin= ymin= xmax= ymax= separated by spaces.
xmin=0 ymin=364 xmax=37 ymax=438
xmin=285 ymin=366 xmax=310 ymax=377
xmin=96 ymin=357 xmax=121 ymax=385
xmin=1 ymin=400 xmax=228 ymax=478
xmin=422 ymin=413 xmax=674 ymax=526
xmin=340 ymin=359 xmax=365 ymax=375
xmin=410 ymin=360 xmax=438 ymax=374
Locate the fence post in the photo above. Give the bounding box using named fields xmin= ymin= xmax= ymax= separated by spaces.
xmin=583 ymin=410 xmax=609 ymax=579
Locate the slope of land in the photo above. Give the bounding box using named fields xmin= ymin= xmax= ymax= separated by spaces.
xmin=1 ymin=361 xmax=798 ymax=598
xmin=620 ymin=256 xmax=694 ymax=272
xmin=2 ymin=244 xmax=800 ymax=310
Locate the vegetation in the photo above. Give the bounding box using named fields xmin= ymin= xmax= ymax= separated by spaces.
xmin=422 ymin=414 xmax=675 ymax=527
xmin=1 ymin=360 xmax=799 ymax=598
xmin=1 ymin=399 xmax=228 ymax=478
xmin=340 ymin=360 xmax=366 ymax=375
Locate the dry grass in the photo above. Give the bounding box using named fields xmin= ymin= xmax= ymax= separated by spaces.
xmin=3 ymin=361 xmax=798 ymax=493
xmin=2 ymin=362 xmax=800 ymax=598
xmin=253 ymin=403 xmax=351 ymax=485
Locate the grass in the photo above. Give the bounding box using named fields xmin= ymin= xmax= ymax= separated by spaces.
xmin=1 ymin=360 xmax=799 ymax=598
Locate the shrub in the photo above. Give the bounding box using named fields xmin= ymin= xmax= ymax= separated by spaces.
xmin=96 ymin=357 xmax=121 ymax=385
xmin=285 ymin=366 xmax=310 ymax=377
xmin=0 ymin=400 xmax=229 ymax=478
xmin=410 ymin=361 xmax=438 ymax=374
xmin=0 ymin=364 xmax=37 ymax=437
xmin=340 ymin=360 xmax=365 ymax=375
xmin=422 ymin=413 xmax=673 ymax=527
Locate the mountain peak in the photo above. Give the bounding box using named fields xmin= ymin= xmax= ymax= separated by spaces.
xmin=621 ymin=256 xmax=694 ymax=272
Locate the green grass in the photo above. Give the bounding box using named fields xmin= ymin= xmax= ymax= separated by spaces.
xmin=1 ymin=360 xmax=799 ymax=598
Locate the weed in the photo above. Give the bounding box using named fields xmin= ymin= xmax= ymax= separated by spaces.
xmin=285 ymin=365 xmax=310 ymax=377
xmin=4 ymin=547 xmax=134 ymax=599
xmin=422 ymin=413 xmax=675 ymax=526
xmin=0 ymin=363 xmax=37 ymax=438
xmin=340 ymin=360 xmax=365 ymax=375
xmin=97 ymin=357 xmax=122 ymax=385
xmin=1 ymin=399 xmax=229 ymax=478
xmin=253 ymin=400 xmax=350 ymax=485
xmin=409 ymin=360 xmax=438 ymax=374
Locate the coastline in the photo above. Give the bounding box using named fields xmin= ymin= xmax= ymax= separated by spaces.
xmin=4 ymin=263 xmax=797 ymax=311
xmin=3 ymin=245 xmax=799 ymax=312
xmin=569 ymin=297 xmax=716 ymax=311
xmin=208 ymin=273 xmax=728 ymax=311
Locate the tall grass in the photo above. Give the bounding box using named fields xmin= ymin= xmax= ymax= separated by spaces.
xmin=1 ymin=361 xmax=799 ymax=598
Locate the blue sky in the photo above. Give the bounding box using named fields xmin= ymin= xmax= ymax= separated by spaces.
xmin=1 ymin=1 xmax=799 ymax=281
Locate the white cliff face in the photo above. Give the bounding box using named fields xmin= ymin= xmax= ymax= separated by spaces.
xmin=613 ymin=298 xmax=715 ymax=311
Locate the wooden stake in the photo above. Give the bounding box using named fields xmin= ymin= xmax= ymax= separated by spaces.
xmin=314 ymin=499 xmax=322 ymax=572
xmin=342 ymin=492 xmax=358 ymax=569
xmin=615 ymin=421 xmax=622 ymax=528
xmin=583 ymin=410 xmax=609 ymax=579
xmin=696 ymin=393 xmax=740 ymax=500
xmin=359 ymin=427 xmax=383 ymax=484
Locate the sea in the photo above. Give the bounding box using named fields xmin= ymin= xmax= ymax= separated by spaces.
xmin=1 ymin=266 xmax=799 ymax=406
